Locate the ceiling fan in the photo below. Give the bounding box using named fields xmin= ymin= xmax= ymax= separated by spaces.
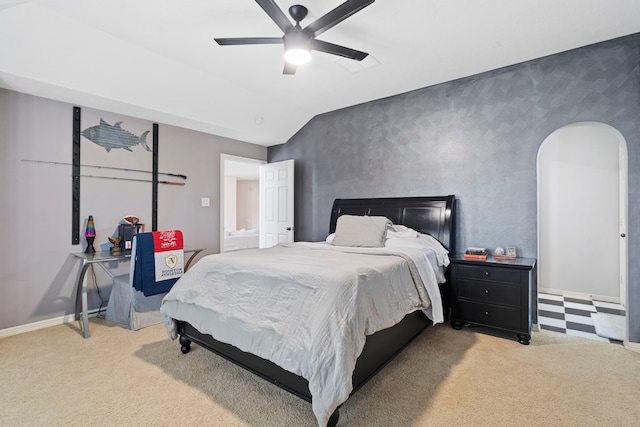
xmin=214 ymin=0 xmax=375 ymax=74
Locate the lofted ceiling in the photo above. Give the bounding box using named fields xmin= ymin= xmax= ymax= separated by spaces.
xmin=1 ymin=0 xmax=639 ymax=147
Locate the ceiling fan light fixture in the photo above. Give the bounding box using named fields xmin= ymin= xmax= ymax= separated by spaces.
xmin=284 ymin=29 xmax=312 ymax=65
xmin=284 ymin=48 xmax=311 ymax=65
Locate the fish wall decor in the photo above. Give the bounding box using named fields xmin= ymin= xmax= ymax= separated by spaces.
xmin=81 ymin=119 xmax=151 ymax=152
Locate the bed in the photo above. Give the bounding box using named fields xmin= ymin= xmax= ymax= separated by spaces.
xmin=161 ymin=195 xmax=456 ymax=426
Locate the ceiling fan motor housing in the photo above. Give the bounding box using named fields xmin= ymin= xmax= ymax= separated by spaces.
xmin=284 ymin=29 xmax=311 ymax=50
xmin=288 ymin=5 xmax=308 ymax=23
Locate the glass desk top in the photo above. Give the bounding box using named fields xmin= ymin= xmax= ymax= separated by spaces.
xmin=72 ymin=248 xmax=204 ymax=262
xmin=72 ymin=248 xmax=205 ymax=338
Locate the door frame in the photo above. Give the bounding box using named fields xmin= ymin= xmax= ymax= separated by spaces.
xmin=220 ymin=154 xmax=266 ymax=252
xmin=536 ymin=121 xmax=628 ymax=329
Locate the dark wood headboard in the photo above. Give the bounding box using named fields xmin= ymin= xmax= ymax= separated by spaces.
xmin=329 ymin=195 xmax=456 ymax=254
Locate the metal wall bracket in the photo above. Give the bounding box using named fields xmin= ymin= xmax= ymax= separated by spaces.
xmin=72 ymin=107 xmax=81 ymax=244
xmin=152 ymin=123 xmax=159 ymax=231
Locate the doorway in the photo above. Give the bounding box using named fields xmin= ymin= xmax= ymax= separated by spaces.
xmin=538 ymin=121 xmax=628 ymax=307
xmin=220 ymin=154 xmax=266 ymax=252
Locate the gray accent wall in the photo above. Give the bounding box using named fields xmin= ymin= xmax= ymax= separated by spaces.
xmin=269 ymin=34 xmax=640 ymax=343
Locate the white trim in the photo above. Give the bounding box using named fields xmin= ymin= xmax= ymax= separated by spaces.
xmin=618 ymin=138 xmax=629 ymax=307
xmin=624 ymin=341 xmax=640 ymax=353
xmin=0 ymin=308 xmax=102 ymax=339
xmin=537 ymin=121 xmax=628 ymax=344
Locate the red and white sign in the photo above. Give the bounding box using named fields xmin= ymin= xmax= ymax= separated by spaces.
xmin=152 ymin=230 xmax=184 ymax=282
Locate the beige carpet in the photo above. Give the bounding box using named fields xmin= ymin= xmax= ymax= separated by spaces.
xmin=1 ymin=319 xmax=639 ymax=427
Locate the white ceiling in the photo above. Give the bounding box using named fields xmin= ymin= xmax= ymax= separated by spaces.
xmin=1 ymin=1 xmax=639 ymax=147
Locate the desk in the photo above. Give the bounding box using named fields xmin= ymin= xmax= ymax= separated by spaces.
xmin=72 ymin=248 xmax=204 ymax=338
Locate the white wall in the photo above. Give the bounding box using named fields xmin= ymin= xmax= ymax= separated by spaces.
xmin=224 ymin=176 xmax=237 ymax=231
xmin=0 ymin=88 xmax=267 ymax=330
xmin=236 ymin=180 xmax=259 ymax=230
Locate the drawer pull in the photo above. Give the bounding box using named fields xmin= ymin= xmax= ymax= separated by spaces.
xmin=484 ymin=289 xmax=490 ymax=295
xmin=484 ymin=311 xmax=491 ymax=317
xmin=484 ymin=271 xmax=490 ymax=277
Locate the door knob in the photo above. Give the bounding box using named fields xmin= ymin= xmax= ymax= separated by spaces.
xmin=621 ymin=233 xmax=626 ymax=238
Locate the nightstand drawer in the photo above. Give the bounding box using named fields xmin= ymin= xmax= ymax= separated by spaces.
xmin=456 ymin=279 xmax=520 ymax=307
xmin=455 ymin=264 xmax=521 ymax=284
xmin=454 ymin=300 xmax=521 ymax=331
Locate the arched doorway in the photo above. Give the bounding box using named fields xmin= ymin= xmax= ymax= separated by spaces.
xmin=538 ymin=121 xmax=628 ymax=338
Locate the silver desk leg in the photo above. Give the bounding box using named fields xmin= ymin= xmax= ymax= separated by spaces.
xmin=74 ymin=261 xmax=92 ymax=339
xmin=185 ymin=249 xmax=203 ymax=271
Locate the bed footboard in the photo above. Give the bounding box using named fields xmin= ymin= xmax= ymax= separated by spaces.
xmin=178 ymin=319 xmax=312 ymax=401
xmin=176 ymin=309 xmax=431 ymax=425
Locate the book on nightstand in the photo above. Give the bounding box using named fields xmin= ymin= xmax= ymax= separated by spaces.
xmin=493 ymin=254 xmax=517 ymax=261
xmin=464 ymin=247 xmax=487 ymax=261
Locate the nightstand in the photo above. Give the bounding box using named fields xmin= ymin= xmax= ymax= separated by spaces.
xmin=450 ymin=255 xmax=537 ymax=345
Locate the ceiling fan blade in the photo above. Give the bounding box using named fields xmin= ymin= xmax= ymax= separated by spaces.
xmin=309 ymin=39 xmax=368 ymax=61
xmin=255 ymin=0 xmax=293 ymax=33
xmin=215 ymin=37 xmax=283 ymax=46
xmin=304 ymin=0 xmax=375 ymax=37
xmin=283 ymin=62 xmax=297 ymax=75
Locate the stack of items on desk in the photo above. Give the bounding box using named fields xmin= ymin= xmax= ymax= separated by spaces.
xmin=464 ymin=247 xmax=487 ymax=261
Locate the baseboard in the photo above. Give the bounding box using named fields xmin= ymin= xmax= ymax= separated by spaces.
xmin=0 ymin=308 xmax=102 ymax=339
xmin=538 ymin=287 xmax=621 ymax=305
xmin=624 ymin=341 xmax=640 ymax=353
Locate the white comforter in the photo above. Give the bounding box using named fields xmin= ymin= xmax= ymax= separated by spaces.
xmin=161 ymin=242 xmax=445 ymax=426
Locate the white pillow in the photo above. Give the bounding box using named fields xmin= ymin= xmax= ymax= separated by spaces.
xmin=385 ymin=233 xmax=450 ymax=266
xmin=329 ymin=224 xmax=419 ymax=243
xmin=331 ymin=215 xmax=391 ymax=248
xmin=384 ymin=237 xmax=425 ymax=249
xmin=386 ymin=224 xmax=418 ymax=239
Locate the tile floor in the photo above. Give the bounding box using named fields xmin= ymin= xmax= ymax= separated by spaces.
xmin=538 ymin=292 xmax=626 ymax=344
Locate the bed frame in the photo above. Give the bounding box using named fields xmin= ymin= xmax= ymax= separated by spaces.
xmin=176 ymin=195 xmax=456 ymax=426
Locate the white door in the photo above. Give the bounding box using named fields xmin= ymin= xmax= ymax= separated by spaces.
xmin=538 ymin=122 xmax=627 ymax=304
xmin=259 ymin=159 xmax=294 ymax=248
